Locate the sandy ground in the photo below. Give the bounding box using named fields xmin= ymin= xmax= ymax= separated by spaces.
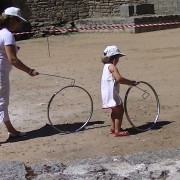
xmin=0 ymin=28 xmax=180 ymax=165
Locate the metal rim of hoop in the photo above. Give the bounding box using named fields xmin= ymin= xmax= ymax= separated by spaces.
xmin=47 ymin=85 xmax=93 ymax=134
xmin=124 ymin=81 xmax=160 ymax=132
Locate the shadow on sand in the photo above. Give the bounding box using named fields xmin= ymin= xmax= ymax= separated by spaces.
xmin=1 ymin=120 xmax=105 ymax=144
xmin=1 ymin=119 xmax=172 ymax=144
xmin=125 ymin=120 xmax=173 ymax=135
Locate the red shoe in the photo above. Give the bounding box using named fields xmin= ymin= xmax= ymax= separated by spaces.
xmin=110 ymin=128 xmax=126 ymax=134
xmin=110 ymin=129 xmax=115 ymax=134
xmin=113 ymin=131 xmax=129 ymax=137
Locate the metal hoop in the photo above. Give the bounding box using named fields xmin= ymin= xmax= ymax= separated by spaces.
xmin=124 ymin=81 xmax=160 ymax=132
xmin=47 ymin=85 xmax=93 ymax=133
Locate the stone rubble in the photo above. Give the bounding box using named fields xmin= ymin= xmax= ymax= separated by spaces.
xmin=0 ymin=148 xmax=179 ymax=180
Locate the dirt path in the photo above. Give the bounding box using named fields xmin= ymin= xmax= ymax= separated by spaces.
xmin=0 ymin=29 xmax=180 ymax=165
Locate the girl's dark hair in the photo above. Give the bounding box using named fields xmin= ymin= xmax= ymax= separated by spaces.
xmin=101 ymin=54 xmax=120 ymax=64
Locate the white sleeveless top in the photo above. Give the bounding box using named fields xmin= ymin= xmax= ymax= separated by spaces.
xmin=101 ymin=63 xmax=122 ymax=108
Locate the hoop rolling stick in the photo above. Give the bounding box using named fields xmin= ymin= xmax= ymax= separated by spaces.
xmin=40 ymin=73 xmax=93 ymax=133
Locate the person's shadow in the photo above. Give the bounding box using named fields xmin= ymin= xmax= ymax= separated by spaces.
xmin=1 ymin=120 xmax=105 ymax=144
xmin=1 ymin=119 xmax=172 ymax=144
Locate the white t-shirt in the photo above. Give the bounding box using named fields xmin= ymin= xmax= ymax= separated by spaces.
xmin=0 ymin=28 xmax=15 ymax=120
xmin=101 ymin=63 xmax=122 ymax=108
xmin=0 ymin=27 xmax=15 ymax=71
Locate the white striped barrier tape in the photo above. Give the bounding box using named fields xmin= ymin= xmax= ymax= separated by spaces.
xmin=13 ymin=21 xmax=180 ymax=36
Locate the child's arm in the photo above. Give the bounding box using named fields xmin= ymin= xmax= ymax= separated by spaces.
xmin=109 ymin=64 xmax=136 ymax=86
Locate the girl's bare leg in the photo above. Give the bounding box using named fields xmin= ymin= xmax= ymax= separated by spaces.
xmin=111 ymin=105 xmax=124 ymax=133
xmin=110 ymin=112 xmax=115 ymax=131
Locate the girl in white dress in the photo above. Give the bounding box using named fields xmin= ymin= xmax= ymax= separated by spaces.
xmin=101 ymin=45 xmax=136 ymax=137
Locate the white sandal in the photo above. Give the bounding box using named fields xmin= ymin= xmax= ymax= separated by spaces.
xmin=8 ymin=132 xmax=27 ymax=138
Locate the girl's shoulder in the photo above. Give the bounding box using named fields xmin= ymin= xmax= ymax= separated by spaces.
xmin=104 ymin=63 xmax=112 ymax=67
xmin=104 ymin=63 xmax=112 ymax=70
xmin=107 ymin=63 xmax=115 ymax=73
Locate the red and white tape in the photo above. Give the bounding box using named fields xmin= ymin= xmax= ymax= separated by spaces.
xmin=13 ymin=21 xmax=180 ymax=35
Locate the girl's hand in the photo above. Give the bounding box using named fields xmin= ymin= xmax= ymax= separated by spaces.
xmin=28 ymin=69 xmax=39 ymax=76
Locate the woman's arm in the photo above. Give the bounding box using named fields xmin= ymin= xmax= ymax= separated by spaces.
xmin=5 ymin=45 xmax=38 ymax=76
xmin=109 ymin=64 xmax=136 ymax=86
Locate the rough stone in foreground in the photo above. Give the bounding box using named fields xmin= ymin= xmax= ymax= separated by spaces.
xmin=0 ymin=148 xmax=180 ymax=179
xmin=0 ymin=161 xmax=26 ymax=180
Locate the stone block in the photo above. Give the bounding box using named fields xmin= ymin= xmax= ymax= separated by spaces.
xmin=135 ymin=4 xmax=155 ymax=15
xmin=120 ymin=4 xmax=135 ymax=17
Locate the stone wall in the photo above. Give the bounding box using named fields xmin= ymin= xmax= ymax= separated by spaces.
xmin=1 ymin=0 xmax=180 ymax=24
xmin=12 ymin=0 xmax=149 ymax=23
xmin=10 ymin=0 xmax=180 ymax=23
xmin=147 ymin=0 xmax=180 ymax=15
xmin=4 ymin=0 xmax=179 ymax=34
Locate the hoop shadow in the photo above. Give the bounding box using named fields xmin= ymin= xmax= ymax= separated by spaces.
xmin=126 ymin=120 xmax=173 ymax=135
xmin=1 ymin=120 xmax=104 ymax=144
